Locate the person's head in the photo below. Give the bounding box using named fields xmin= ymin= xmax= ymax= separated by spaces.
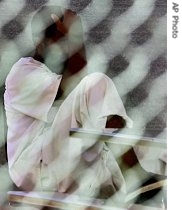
xmin=31 ymin=5 xmax=86 ymax=75
xmin=31 ymin=6 xmax=66 ymax=47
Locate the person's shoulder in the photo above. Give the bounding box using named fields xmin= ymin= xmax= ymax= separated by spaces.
xmin=5 ymin=57 xmax=42 ymax=85
xmin=15 ymin=57 xmax=42 ymax=67
xmin=8 ymin=57 xmax=41 ymax=74
xmin=11 ymin=57 xmax=43 ymax=75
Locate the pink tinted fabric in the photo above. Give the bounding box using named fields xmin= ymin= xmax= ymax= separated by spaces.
xmin=4 ymin=57 xmax=132 ymax=194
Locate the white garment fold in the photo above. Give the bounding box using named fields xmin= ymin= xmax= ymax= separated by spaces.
xmin=4 ymin=57 xmax=132 ymax=196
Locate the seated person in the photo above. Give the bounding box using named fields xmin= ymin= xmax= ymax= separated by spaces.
xmin=4 ymin=5 xmax=132 ymax=199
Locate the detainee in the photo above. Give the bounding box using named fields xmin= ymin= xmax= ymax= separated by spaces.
xmin=4 ymin=5 xmax=132 ymax=199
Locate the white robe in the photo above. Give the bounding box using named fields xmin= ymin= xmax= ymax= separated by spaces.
xmin=4 ymin=57 xmax=132 ymax=197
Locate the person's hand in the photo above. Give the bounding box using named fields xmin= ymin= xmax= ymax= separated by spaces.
xmin=51 ymin=10 xmax=77 ymax=36
xmin=51 ymin=13 xmax=68 ymax=35
xmin=106 ymin=115 xmax=126 ymax=129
